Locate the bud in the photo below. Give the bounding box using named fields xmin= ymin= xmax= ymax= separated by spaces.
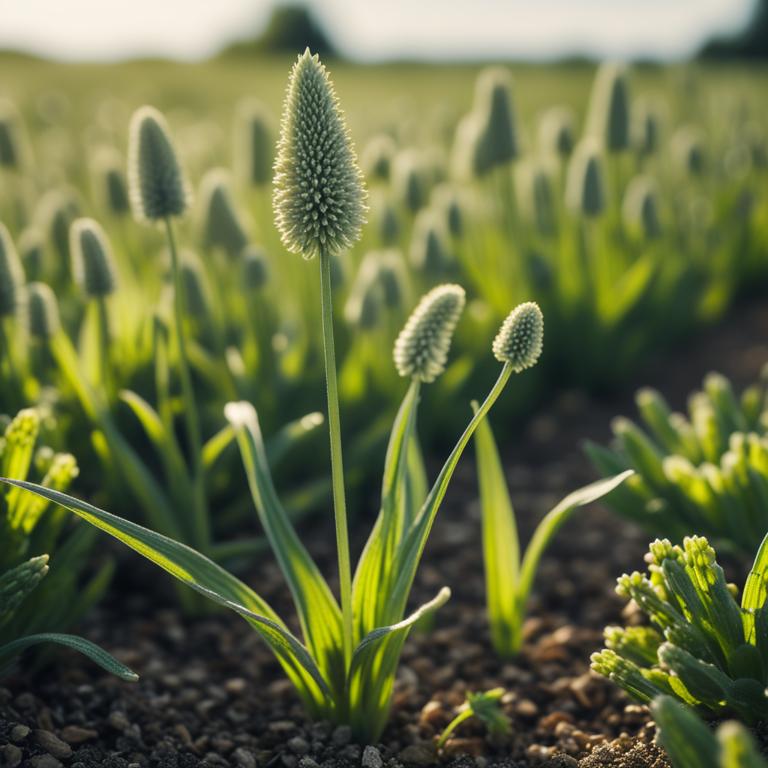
xmin=0 ymin=222 xmax=24 ymax=317
xmin=394 ymin=284 xmax=465 ymax=382
xmin=673 ymin=128 xmax=705 ymax=176
xmin=587 ymin=63 xmax=630 ymax=153
xmin=566 ymin=139 xmax=605 ymax=218
xmin=393 ymin=150 xmax=428 ymax=213
xmin=234 ymin=98 xmax=273 ymax=187
xmin=180 ymin=252 xmax=211 ymax=319
xmin=69 ymin=218 xmax=118 ymax=298
xmin=241 ymin=245 xmax=270 ymax=290
xmin=18 ymin=228 xmax=44 ymax=281
xmin=26 ymin=282 xmax=61 ymax=340
xmin=538 ymin=106 xmax=575 ymax=158
xmin=516 ymin=162 xmax=555 ymax=236
xmin=128 ymin=105 xmax=190 ymax=221
xmin=409 ymin=209 xmax=450 ymax=272
xmin=273 ymin=49 xmax=367 ymax=259
xmin=198 ymin=169 xmax=249 ymax=258
xmin=361 ymin=134 xmax=396 ymax=181
xmin=492 ymin=301 xmax=543 ymax=371
xmin=473 ymin=67 xmax=518 ymax=171
xmin=622 ymin=176 xmax=661 ymax=240
xmin=93 ymin=148 xmax=130 ymax=216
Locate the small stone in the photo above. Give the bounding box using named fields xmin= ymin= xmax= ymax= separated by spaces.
xmin=231 ymin=747 xmax=257 ymax=768
xmin=362 ymin=745 xmax=383 ymax=768
xmin=287 ymin=736 xmax=309 ymax=755
xmin=9 ymin=724 xmax=30 ymax=742
xmin=298 ymin=758 xmax=319 ymax=768
xmin=225 ymin=678 xmax=247 ymax=695
xmin=108 ymin=711 xmax=131 ymax=732
xmin=33 ymin=730 xmax=72 ymax=759
xmin=2 ymin=744 xmax=22 ymax=768
xmin=28 ymin=757 xmax=63 ymax=768
xmin=331 ymin=725 xmax=352 ymax=746
xmin=399 ymin=743 xmax=437 ymax=766
xmin=60 ymin=725 xmax=98 ymax=744
xmin=280 ymin=756 xmax=297 ymax=768
xmin=515 ymin=699 xmax=539 ymax=717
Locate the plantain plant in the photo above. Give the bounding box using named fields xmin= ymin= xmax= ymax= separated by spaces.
xmin=0 ymin=408 xmax=135 ymax=681
xmin=1 ymin=50 xmax=553 ymax=742
xmin=592 ymin=534 xmax=768 ymax=724
xmin=652 ymin=695 xmax=768 ymax=768
xmin=587 ymin=368 xmax=768 ymax=554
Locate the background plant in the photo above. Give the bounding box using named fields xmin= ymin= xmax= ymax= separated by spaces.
xmin=436 ymin=688 xmax=511 ymax=750
xmin=651 ymin=695 xmax=768 ymax=768
xmin=591 ymin=534 xmax=768 ymax=724
xmin=0 ymin=407 xmax=136 ymax=681
xmin=587 ymin=367 xmax=768 ymax=554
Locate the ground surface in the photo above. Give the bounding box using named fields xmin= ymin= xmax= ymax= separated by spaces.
xmin=3 ymin=301 xmax=768 ymax=768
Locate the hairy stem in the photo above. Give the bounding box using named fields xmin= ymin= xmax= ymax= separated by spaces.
xmin=164 ymin=217 xmax=209 ymax=549
xmin=318 ymin=247 xmax=353 ymax=670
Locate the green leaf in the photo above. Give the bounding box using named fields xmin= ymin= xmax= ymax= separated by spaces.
xmin=224 ymin=402 xmax=344 ymax=700
xmin=267 ymin=412 xmax=325 ymax=467
xmin=651 ymin=695 xmax=719 ymax=768
xmin=0 ymin=632 xmax=138 ymax=682
xmin=742 ymin=532 xmax=768 ymax=642
xmin=348 ymin=587 xmax=450 ymax=742
xmin=0 ymin=478 xmax=332 ymax=711
xmin=717 ymin=721 xmax=768 ymax=768
xmin=517 ymin=471 xmax=634 ymax=619
xmin=472 ymin=402 xmax=520 ymax=657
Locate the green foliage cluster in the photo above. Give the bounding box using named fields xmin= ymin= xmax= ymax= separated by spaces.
xmin=592 ymin=535 xmax=768 ymax=723
xmin=0 ymin=407 xmax=135 ymax=680
xmin=588 ymin=369 xmax=768 ymax=554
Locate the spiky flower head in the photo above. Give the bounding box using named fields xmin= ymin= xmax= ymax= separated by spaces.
xmin=0 ymin=555 xmax=49 ymax=624
xmin=241 ymin=245 xmax=270 ymax=290
xmin=378 ymin=198 xmax=401 ymax=246
xmin=516 ymin=162 xmax=555 ymax=236
xmin=69 ymin=218 xmax=118 ymax=298
xmin=273 ymin=49 xmax=367 ymax=259
xmin=361 ymin=134 xmax=397 ymax=181
xmin=37 ymin=188 xmax=80 ymax=265
xmin=234 ymin=98 xmax=273 ymax=187
xmin=393 ymin=149 xmax=428 ymax=213
xmin=93 ymin=148 xmax=130 ymax=216
xmin=432 ymin=184 xmax=464 ymax=238
xmin=473 ymin=67 xmax=519 ymax=172
xmin=375 ymin=249 xmax=406 ymax=308
xmin=394 ymin=284 xmax=465 ymax=382
xmin=587 ymin=63 xmax=630 ymax=153
xmin=566 ymin=139 xmax=605 ymax=218
xmin=539 ymin=107 xmax=575 ymax=158
xmin=410 ymin=209 xmax=450 ymax=272
xmin=180 ymin=252 xmax=211 ymax=319
xmin=26 ymin=282 xmax=61 ymax=340
xmin=0 ymin=222 xmax=24 ymax=317
xmin=18 ymin=227 xmax=44 ymax=281
xmin=198 ymin=169 xmax=249 ymax=258
xmin=492 ymin=301 xmax=543 ymax=371
xmin=622 ymin=176 xmax=661 ymax=240
xmin=128 ymin=106 xmax=190 ymax=222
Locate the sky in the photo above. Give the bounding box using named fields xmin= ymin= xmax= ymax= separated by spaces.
xmin=0 ymin=0 xmax=756 ymax=62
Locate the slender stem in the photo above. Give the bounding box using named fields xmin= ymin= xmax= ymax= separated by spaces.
xmin=164 ymin=217 xmax=209 ymax=548
xmin=318 ymin=247 xmax=353 ymax=670
xmin=95 ymin=297 xmax=111 ymax=397
xmin=437 ymin=709 xmax=473 ymax=749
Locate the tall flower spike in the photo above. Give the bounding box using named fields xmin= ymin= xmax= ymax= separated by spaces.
xmin=587 ymin=63 xmax=630 ymax=153
xmin=198 ymin=169 xmax=249 ymax=258
xmin=27 ymin=282 xmax=61 ymax=340
xmin=69 ymin=218 xmax=118 ymax=298
xmin=0 ymin=222 xmax=24 ymax=317
xmin=273 ymin=49 xmax=367 ymax=259
xmin=492 ymin=301 xmax=543 ymax=371
xmin=128 ymin=106 xmax=190 ymax=222
xmin=566 ymin=140 xmax=605 ymax=218
xmin=394 ymin=284 xmax=465 ymax=382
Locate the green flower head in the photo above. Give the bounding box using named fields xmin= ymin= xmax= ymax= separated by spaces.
xmin=69 ymin=217 xmax=118 ymax=298
xmin=273 ymin=49 xmax=367 ymax=259
xmin=492 ymin=301 xmax=543 ymax=371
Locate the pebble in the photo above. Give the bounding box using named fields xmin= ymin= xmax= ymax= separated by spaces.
xmin=9 ymin=724 xmax=30 ymax=742
xmin=231 ymin=747 xmax=257 ymax=768
xmin=108 ymin=710 xmax=131 ymax=732
xmin=398 ymin=743 xmax=436 ymax=766
xmin=514 ymin=698 xmax=539 ymax=717
xmin=298 ymin=758 xmax=319 ymax=768
xmin=33 ymin=730 xmax=72 ymax=759
xmin=287 ymin=736 xmax=309 ymax=755
xmin=60 ymin=725 xmax=98 ymax=744
xmin=1 ymin=744 xmax=22 ymax=768
xmin=330 ymin=725 xmax=352 ymax=746
xmin=362 ymin=745 xmax=383 ymax=768
xmin=28 ymin=757 xmax=63 ymax=768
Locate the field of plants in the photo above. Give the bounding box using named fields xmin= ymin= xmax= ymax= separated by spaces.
xmin=1 ymin=50 xmax=768 ymax=768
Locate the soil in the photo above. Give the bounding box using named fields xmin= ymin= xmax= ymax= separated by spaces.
xmin=3 ymin=302 xmax=768 ymax=768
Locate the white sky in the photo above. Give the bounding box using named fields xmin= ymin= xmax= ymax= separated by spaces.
xmin=0 ymin=0 xmax=755 ymax=62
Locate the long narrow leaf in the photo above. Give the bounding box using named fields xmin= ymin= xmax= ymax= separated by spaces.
xmin=741 ymin=532 xmax=768 ymax=642
xmin=0 ymin=633 xmax=138 ymax=682
xmin=224 ymin=402 xmax=344 ymax=700
xmin=0 ymin=478 xmax=331 ymax=709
